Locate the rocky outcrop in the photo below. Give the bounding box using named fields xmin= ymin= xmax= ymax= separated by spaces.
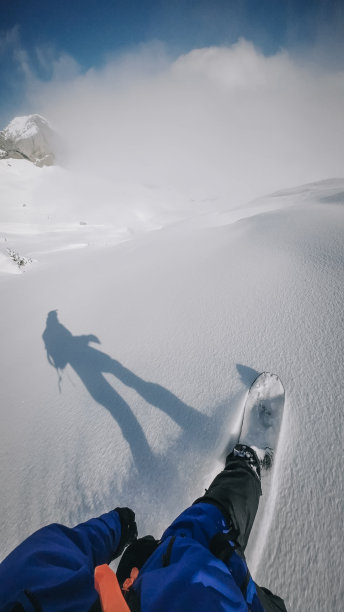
xmin=0 ymin=114 xmax=56 ymax=166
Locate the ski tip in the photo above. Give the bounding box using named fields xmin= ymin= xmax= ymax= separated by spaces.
xmin=250 ymin=371 xmax=285 ymax=394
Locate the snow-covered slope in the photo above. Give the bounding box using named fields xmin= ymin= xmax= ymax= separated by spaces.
xmin=0 ymin=115 xmax=56 ymax=166
xmin=0 ymin=164 xmax=343 ymax=610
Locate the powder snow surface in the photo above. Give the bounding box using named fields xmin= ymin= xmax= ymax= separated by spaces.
xmin=0 ymin=160 xmax=343 ymax=611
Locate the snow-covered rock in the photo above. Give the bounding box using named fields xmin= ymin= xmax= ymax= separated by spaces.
xmin=0 ymin=115 xmax=56 ymax=166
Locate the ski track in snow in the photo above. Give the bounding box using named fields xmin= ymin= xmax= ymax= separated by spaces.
xmin=1 ymin=161 xmax=344 ymax=611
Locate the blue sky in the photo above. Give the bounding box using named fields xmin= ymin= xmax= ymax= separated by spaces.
xmin=1 ymin=0 xmax=343 ymax=126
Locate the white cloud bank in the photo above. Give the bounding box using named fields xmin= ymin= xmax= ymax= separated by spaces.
xmin=13 ymin=40 xmax=344 ymax=223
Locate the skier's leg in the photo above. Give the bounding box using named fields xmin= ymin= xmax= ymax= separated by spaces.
xmin=194 ymin=445 xmax=262 ymax=551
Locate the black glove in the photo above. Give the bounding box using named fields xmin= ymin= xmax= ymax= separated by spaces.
xmin=114 ymin=507 xmax=138 ymax=558
xmin=117 ymin=535 xmax=159 ymax=585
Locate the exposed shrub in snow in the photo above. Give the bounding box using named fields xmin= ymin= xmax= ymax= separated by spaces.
xmin=7 ymin=248 xmax=32 ymax=269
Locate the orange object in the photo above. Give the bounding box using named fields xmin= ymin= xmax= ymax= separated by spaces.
xmin=94 ymin=564 xmax=132 ymax=612
xmin=122 ymin=567 xmax=139 ymax=592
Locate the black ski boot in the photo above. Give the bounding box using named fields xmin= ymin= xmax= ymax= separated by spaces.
xmin=228 ymin=444 xmax=262 ymax=480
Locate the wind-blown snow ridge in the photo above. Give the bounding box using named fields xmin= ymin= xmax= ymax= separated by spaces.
xmin=1 ymin=159 xmax=344 ymax=277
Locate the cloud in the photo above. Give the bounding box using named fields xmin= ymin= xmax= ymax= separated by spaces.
xmin=4 ymin=37 xmax=344 ymax=224
xmin=0 ymin=27 xmax=82 ymax=126
xmin=34 ymin=46 xmax=80 ymax=81
xmin=286 ymin=0 xmax=344 ymax=69
xmin=0 ymin=25 xmax=20 ymax=56
xmin=0 ymin=26 xmax=34 ymax=80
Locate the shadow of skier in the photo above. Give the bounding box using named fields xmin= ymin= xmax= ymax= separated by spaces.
xmin=42 ymin=310 xmax=207 ymax=472
xmin=236 ymin=364 xmax=260 ymax=387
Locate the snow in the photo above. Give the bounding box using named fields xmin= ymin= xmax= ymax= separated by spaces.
xmin=1 ymin=115 xmax=56 ymax=166
xmin=3 ymin=115 xmax=46 ymax=140
xmin=0 ymin=157 xmax=343 ymax=610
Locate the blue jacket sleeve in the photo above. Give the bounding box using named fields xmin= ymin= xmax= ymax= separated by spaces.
xmin=0 ymin=510 xmax=122 ymax=612
xmin=160 ymin=503 xmax=286 ymax=612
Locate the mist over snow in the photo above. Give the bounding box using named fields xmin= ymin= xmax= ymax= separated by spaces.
xmin=21 ymin=39 xmax=344 ymax=227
